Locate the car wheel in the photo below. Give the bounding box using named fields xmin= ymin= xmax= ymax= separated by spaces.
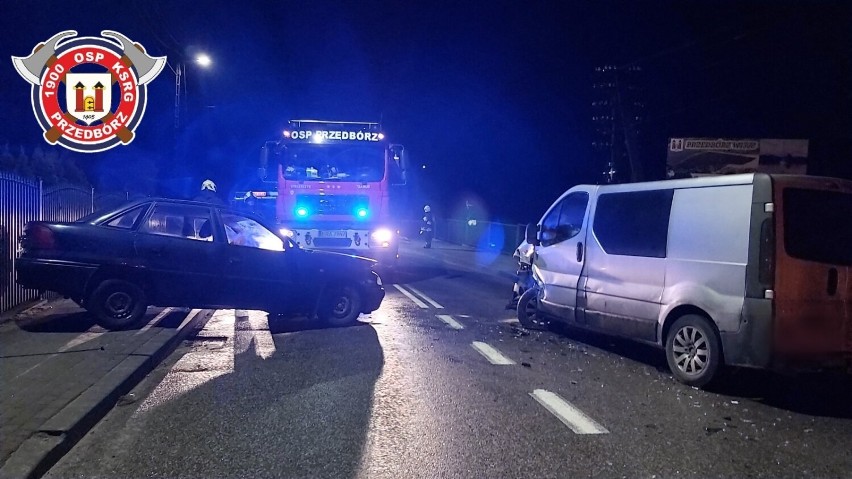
xmin=665 ymin=314 xmax=723 ymax=388
xmin=517 ymin=287 xmax=548 ymax=330
xmin=86 ymin=279 xmax=148 ymax=330
xmin=318 ymin=283 xmax=363 ymax=327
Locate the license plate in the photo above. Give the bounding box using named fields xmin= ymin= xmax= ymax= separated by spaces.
xmin=317 ymin=230 xmax=347 ymax=238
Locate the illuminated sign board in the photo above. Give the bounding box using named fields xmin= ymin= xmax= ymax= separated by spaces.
xmin=667 ymin=137 xmax=808 ymax=177
xmin=286 ymin=129 xmax=383 ymax=142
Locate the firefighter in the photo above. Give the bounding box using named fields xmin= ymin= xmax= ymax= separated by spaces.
xmin=194 ymin=179 xmax=225 ymax=205
xmin=420 ymin=204 xmax=434 ymax=248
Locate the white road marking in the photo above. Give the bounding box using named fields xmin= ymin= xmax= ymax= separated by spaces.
xmin=471 ymin=341 xmax=516 ymax=365
xmin=177 ymin=309 xmax=202 ymax=330
xmin=134 ymin=307 xmax=175 ymax=335
xmin=58 ymin=331 xmax=105 ymax=352
xmin=436 ymin=314 xmax=464 ymax=330
xmin=234 ymin=310 xmax=276 ymax=359
xmin=392 ymin=284 xmax=428 ymax=309
xmin=405 ymin=285 xmax=444 ymax=309
xmin=529 ymin=389 xmax=609 ymax=435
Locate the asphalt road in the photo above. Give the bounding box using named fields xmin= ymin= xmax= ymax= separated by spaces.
xmin=45 ymin=240 xmax=852 ymax=479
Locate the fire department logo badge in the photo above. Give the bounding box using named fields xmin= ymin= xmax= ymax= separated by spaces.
xmin=11 ymin=30 xmax=166 ymax=153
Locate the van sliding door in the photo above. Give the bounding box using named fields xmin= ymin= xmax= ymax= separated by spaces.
xmin=583 ymin=189 xmax=673 ymax=341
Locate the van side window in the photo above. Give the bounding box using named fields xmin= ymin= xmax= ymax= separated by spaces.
xmin=541 ymin=192 xmax=589 ymax=246
xmin=593 ymin=190 xmax=673 ymax=258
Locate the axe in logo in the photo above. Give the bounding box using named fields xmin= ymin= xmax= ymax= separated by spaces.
xmin=12 ymin=30 xmax=77 ymax=85
xmin=100 ymin=30 xmax=166 ymax=85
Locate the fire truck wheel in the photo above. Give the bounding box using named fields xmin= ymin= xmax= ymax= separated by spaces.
xmin=318 ymin=283 xmax=363 ymax=327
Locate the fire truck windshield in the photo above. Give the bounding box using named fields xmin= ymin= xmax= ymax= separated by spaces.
xmin=281 ymin=143 xmax=385 ymax=182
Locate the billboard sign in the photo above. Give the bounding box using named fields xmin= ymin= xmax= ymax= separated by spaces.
xmin=667 ymin=138 xmax=808 ymax=178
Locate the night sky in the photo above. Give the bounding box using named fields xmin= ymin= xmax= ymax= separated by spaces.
xmin=2 ymin=0 xmax=850 ymax=224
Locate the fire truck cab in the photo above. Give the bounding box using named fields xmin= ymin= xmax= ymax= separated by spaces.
xmin=250 ymin=120 xmax=407 ymax=266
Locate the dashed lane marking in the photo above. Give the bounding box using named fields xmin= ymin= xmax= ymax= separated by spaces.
xmin=405 ymin=285 xmax=444 ymax=309
xmin=436 ymin=314 xmax=464 ymax=330
xmin=392 ymin=284 xmax=429 ymax=309
xmin=471 ymin=341 xmax=516 ymax=365
xmin=529 ymin=389 xmax=609 ymax=435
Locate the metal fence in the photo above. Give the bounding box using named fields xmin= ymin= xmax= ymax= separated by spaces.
xmin=0 ymin=172 xmax=42 ymax=314
xmin=435 ymin=218 xmax=526 ymax=254
xmin=399 ymin=217 xmax=525 ymax=254
xmin=0 ymin=172 xmax=117 ymax=314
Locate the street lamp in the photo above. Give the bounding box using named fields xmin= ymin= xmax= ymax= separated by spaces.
xmin=169 ymin=53 xmax=212 ymax=131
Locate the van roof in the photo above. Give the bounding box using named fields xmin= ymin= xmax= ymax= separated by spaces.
xmin=596 ymin=173 xmax=758 ymax=194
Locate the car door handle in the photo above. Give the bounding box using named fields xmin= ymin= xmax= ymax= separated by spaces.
xmin=827 ymin=267 xmax=838 ymax=296
xmin=576 ymin=242 xmax=583 ymax=262
xmin=228 ymin=256 xmax=242 ymax=264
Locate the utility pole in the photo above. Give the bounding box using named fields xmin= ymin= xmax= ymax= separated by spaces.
xmin=591 ymin=65 xmax=644 ymax=183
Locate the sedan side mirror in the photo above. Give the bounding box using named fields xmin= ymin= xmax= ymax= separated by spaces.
xmin=525 ymin=222 xmax=540 ymax=246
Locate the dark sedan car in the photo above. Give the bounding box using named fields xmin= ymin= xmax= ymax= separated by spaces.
xmin=16 ymin=198 xmax=385 ymax=330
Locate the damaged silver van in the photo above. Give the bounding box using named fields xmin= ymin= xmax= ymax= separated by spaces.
xmin=520 ymin=173 xmax=852 ymax=387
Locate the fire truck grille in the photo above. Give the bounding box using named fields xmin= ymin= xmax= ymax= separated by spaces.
xmin=297 ymin=195 xmax=368 ymax=216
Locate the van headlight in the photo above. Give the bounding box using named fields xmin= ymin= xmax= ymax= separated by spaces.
xmin=370 ymin=228 xmax=394 ymax=245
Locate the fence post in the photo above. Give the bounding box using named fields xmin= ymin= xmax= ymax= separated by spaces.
xmin=91 ymin=187 xmax=95 ymax=213
xmin=38 ymin=179 xmax=43 ymax=221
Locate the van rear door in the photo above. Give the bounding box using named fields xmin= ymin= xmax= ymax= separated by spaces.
xmin=774 ymin=176 xmax=852 ymax=364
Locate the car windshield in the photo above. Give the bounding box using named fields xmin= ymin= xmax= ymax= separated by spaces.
xmin=280 ymin=143 xmax=385 ymax=182
xmin=220 ymin=213 xmax=286 ymax=251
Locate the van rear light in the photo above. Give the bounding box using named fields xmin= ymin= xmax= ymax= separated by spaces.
xmin=21 ymin=224 xmax=56 ymax=250
xmin=758 ymin=218 xmax=774 ymax=289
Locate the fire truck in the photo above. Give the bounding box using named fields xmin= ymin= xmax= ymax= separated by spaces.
xmin=238 ymin=120 xmax=408 ymax=265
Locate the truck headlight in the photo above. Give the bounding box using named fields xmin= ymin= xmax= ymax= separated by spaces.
xmin=370 ymin=228 xmax=394 ymax=244
xmin=279 ymin=228 xmax=295 ymax=238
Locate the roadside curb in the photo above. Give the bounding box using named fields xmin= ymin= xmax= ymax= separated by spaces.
xmin=0 ymin=308 xmax=214 ymax=479
xmin=0 ymin=299 xmax=47 ymax=326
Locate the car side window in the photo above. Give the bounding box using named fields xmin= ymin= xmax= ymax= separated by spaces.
xmin=540 ymin=192 xmax=588 ymax=246
xmin=105 ymin=204 xmax=148 ymax=229
xmin=556 ymin=192 xmax=589 ymax=242
xmin=540 ymin=201 xmax=563 ymax=247
xmin=139 ymin=204 xmax=214 ymax=242
xmin=220 ymin=213 xmax=284 ymax=251
xmin=593 ymin=190 xmax=673 ymax=258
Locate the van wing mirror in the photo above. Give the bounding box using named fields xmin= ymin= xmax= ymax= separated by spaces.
xmin=525 ymin=222 xmax=540 ymax=246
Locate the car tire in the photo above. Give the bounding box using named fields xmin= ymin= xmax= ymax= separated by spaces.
xmin=517 ymin=287 xmax=548 ymax=330
xmin=665 ymin=314 xmax=723 ymax=388
xmin=317 ymin=283 xmax=363 ymax=327
xmin=86 ymin=279 xmax=148 ymax=330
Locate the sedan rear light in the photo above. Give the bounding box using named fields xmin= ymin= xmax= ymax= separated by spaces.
xmin=21 ymin=224 xmax=56 ymax=251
